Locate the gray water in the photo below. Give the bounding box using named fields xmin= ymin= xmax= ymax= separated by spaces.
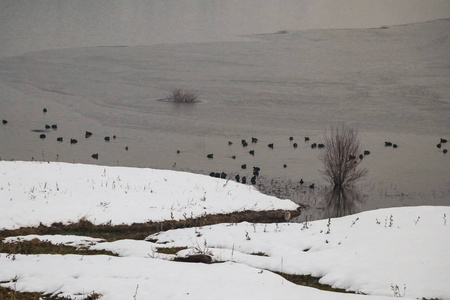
xmin=1 ymin=1 xmax=449 ymax=220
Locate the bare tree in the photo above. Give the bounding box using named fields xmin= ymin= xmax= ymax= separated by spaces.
xmin=319 ymin=124 xmax=367 ymax=188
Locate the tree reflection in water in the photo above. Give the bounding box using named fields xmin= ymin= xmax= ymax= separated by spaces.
xmin=255 ymin=177 xmax=364 ymax=221
xmin=323 ymin=186 xmax=363 ymax=218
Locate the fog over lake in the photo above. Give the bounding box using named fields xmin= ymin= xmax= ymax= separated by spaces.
xmin=1 ymin=1 xmax=449 ymax=219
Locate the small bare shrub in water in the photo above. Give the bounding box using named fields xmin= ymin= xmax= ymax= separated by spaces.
xmin=165 ymin=88 xmax=198 ymax=103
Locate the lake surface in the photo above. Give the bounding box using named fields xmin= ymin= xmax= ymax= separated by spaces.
xmin=1 ymin=1 xmax=449 ymax=220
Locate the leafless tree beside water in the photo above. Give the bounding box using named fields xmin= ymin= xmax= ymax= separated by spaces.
xmin=320 ymin=124 xmax=367 ymax=188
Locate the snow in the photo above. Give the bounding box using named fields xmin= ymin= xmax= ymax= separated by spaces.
xmin=0 ymin=254 xmax=395 ymax=300
xmin=144 ymin=206 xmax=450 ymax=299
xmin=1 ymin=161 xmax=449 ymax=299
xmin=0 ymin=161 xmax=298 ymax=230
xmin=3 ymin=235 xmax=104 ymax=249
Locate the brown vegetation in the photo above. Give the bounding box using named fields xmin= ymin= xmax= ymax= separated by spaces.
xmin=165 ymin=88 xmax=198 ymax=103
xmin=0 ymin=239 xmax=117 ymax=256
xmin=274 ymin=272 xmax=353 ymax=294
xmin=0 ymin=286 xmax=101 ymax=300
xmin=0 ymin=210 xmax=300 ymax=242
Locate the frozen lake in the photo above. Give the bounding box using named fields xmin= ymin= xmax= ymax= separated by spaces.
xmin=1 ymin=1 xmax=449 ymax=220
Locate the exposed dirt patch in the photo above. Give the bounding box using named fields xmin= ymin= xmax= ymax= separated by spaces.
xmin=0 ymin=209 xmax=300 ymax=242
xmin=0 ymin=239 xmax=117 ymax=256
xmin=274 ymin=272 xmax=354 ymax=294
xmin=0 ymin=286 xmax=101 ymax=300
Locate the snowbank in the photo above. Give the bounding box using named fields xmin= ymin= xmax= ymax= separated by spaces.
xmin=0 ymin=253 xmax=397 ymax=300
xmin=144 ymin=206 xmax=450 ymax=299
xmin=0 ymin=161 xmax=448 ymax=299
xmin=0 ymin=161 xmax=298 ymax=230
xmin=3 ymin=207 xmax=449 ymax=299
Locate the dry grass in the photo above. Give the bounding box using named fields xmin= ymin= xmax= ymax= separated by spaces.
xmin=0 ymin=239 xmax=117 ymax=256
xmin=274 ymin=272 xmax=353 ymax=294
xmin=0 ymin=286 xmax=101 ymax=300
xmin=0 ymin=210 xmax=300 ymax=242
xmin=165 ymin=88 xmax=198 ymax=103
xmin=250 ymin=252 xmax=269 ymax=257
xmin=155 ymin=246 xmax=188 ymax=255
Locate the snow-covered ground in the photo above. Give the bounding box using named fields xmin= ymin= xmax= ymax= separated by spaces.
xmin=1 ymin=161 xmax=449 ymax=299
xmin=0 ymin=161 xmax=297 ymax=230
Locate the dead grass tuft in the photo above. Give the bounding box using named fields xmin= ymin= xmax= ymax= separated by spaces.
xmin=155 ymin=246 xmax=188 ymax=255
xmin=0 ymin=210 xmax=299 ymax=242
xmin=274 ymin=272 xmax=354 ymax=294
xmin=0 ymin=285 xmax=101 ymax=300
xmin=165 ymin=88 xmax=198 ymax=103
xmin=0 ymin=239 xmax=117 ymax=256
